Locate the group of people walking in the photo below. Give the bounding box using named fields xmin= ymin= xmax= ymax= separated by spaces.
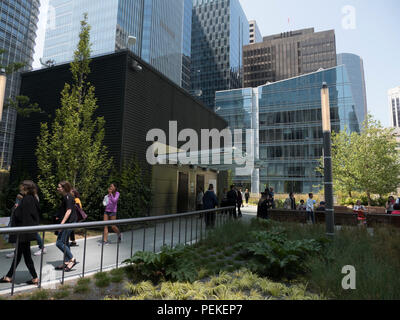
xmin=0 ymin=180 xmax=121 ymax=286
xmin=196 ymin=184 xmax=249 ymax=227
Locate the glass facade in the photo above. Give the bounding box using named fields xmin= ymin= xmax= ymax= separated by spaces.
xmin=0 ymin=0 xmax=40 ymax=169
xmin=337 ymin=53 xmax=368 ymax=128
xmin=140 ymin=0 xmax=184 ymax=87
xmin=181 ymin=0 xmax=192 ymax=91
xmin=191 ymin=0 xmax=249 ymax=108
xmin=215 ymin=66 xmax=361 ymax=194
xmin=43 ymin=0 xmax=189 ymax=88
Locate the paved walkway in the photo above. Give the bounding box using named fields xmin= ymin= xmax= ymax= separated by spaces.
xmin=0 ymin=208 xmax=257 ymax=296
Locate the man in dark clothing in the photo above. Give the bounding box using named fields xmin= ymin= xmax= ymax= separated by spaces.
xmin=237 ymin=188 xmax=243 ymax=218
xmin=202 ymin=184 xmax=219 ymax=227
xmin=227 ymin=185 xmax=238 ymax=219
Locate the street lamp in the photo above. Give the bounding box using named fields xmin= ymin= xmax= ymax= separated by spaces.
xmin=321 ymin=82 xmax=335 ymax=237
xmin=0 ymin=68 xmax=6 ymax=122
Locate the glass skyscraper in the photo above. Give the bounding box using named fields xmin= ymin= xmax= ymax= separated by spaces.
xmin=337 ymin=53 xmax=368 ymax=128
xmin=191 ymin=0 xmax=249 ymax=108
xmin=0 ymin=0 xmax=40 ymax=169
xmin=43 ymin=0 xmax=190 ymax=88
xmin=215 ymin=65 xmax=361 ymax=194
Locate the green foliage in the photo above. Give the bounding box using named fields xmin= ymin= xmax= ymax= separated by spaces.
xmin=36 ymin=15 xmax=111 ymax=211
xmin=4 ymin=95 xmax=44 ymax=118
xmin=0 ymin=49 xmax=26 ymax=74
xmin=94 ymin=272 xmax=111 ymax=288
xmin=74 ymin=277 xmax=91 ymax=294
xmin=107 ymin=158 xmax=152 ymax=219
xmin=236 ymin=228 xmax=324 ymax=279
xmin=318 ymin=115 xmax=400 ymax=204
xmin=123 ymin=245 xmax=197 ymax=283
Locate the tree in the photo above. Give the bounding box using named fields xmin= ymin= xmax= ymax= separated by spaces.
xmin=318 ymin=115 xmax=400 ymax=206
xmin=36 ymin=14 xmax=111 ymax=208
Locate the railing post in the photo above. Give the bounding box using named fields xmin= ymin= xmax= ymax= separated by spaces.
xmin=171 ymin=219 xmax=174 ymax=248
xmin=62 ymin=230 xmax=67 ymax=284
xmin=130 ymin=226 xmax=134 ymax=258
xmin=143 ymin=225 xmax=146 ymax=252
xmin=82 ymin=229 xmax=87 ymax=278
xmin=38 ymin=231 xmax=46 ymax=289
xmin=178 ymin=217 xmax=181 ymax=244
xmin=153 ymin=223 xmax=157 ymax=253
xmin=100 ymin=231 xmax=105 ymax=273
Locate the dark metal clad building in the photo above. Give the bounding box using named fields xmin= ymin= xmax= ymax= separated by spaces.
xmin=11 ymin=50 xmax=228 ymax=181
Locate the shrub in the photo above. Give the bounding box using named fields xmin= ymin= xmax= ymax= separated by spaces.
xmin=123 ymin=245 xmax=197 ymax=283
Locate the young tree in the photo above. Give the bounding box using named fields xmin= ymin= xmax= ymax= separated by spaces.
xmin=36 ymin=14 xmax=111 ymax=208
xmin=354 ymin=116 xmax=400 ymax=205
xmin=319 ymin=115 xmax=400 ymax=205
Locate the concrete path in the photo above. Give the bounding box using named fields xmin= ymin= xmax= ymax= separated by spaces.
xmin=0 ymin=208 xmax=257 ymax=296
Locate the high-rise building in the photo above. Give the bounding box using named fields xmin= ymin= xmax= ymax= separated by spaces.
xmin=249 ymin=20 xmax=262 ymax=44
xmin=215 ymin=65 xmax=360 ymax=194
xmin=181 ymin=0 xmax=193 ymax=91
xmin=43 ymin=0 xmax=190 ymax=89
xmin=191 ymin=0 xmax=249 ymax=109
xmin=0 ymin=0 xmax=40 ymax=169
xmin=337 ymin=53 xmax=368 ymax=127
xmin=243 ymin=28 xmax=337 ymax=88
xmin=389 ymin=86 xmax=400 ymax=128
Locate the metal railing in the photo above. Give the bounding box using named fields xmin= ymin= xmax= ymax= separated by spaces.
xmin=0 ymin=207 xmax=236 ymax=296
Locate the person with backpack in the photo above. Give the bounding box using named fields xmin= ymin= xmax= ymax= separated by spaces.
xmin=68 ymin=189 xmax=85 ymax=247
xmin=54 ymin=181 xmax=78 ymax=272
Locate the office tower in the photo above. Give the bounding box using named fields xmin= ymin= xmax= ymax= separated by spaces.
xmin=0 ymin=0 xmax=40 ymax=169
xmin=337 ymin=53 xmax=368 ymax=127
xmin=389 ymin=86 xmax=400 ymax=128
xmin=215 ymin=65 xmax=360 ymax=194
xmin=249 ymin=20 xmax=262 ymax=44
xmin=243 ymin=28 xmax=337 ymax=88
xmin=191 ymin=0 xmax=249 ymax=109
xmin=181 ymin=0 xmax=193 ymax=91
xmin=43 ymin=0 xmax=189 ymax=88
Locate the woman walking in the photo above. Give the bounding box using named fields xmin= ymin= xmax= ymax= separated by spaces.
xmin=102 ymin=183 xmax=122 ymax=245
xmin=54 ymin=181 xmax=78 ymax=272
xmin=0 ymin=181 xmax=40 ymax=285
xmin=68 ymin=189 xmax=82 ymax=247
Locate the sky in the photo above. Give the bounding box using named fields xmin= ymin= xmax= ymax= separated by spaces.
xmin=33 ymin=0 xmax=400 ymax=127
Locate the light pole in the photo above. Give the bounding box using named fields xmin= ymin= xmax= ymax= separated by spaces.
xmin=321 ymin=82 xmax=335 ymax=237
xmin=0 ymin=68 xmax=6 ymax=122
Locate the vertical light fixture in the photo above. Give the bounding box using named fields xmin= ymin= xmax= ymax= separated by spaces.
xmin=0 ymin=68 xmax=6 ymax=122
xmin=321 ymin=82 xmax=335 ymax=237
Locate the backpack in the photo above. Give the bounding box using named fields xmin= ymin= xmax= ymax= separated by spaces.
xmin=75 ymin=203 xmax=87 ymax=222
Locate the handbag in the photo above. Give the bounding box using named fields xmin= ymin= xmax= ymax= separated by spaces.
xmin=103 ymin=195 xmax=109 ymax=207
xmin=75 ymin=203 xmax=87 ymax=222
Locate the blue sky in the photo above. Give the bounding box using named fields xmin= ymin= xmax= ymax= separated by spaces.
xmin=34 ymin=0 xmax=399 ymax=127
xmin=239 ymin=0 xmax=400 ymax=127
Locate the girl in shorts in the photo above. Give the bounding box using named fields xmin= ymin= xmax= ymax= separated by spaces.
xmin=102 ymin=183 xmax=121 ymax=244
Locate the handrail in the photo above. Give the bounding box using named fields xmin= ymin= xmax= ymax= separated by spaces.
xmin=0 ymin=206 xmax=236 ymax=297
xmin=0 ymin=207 xmax=236 ymax=235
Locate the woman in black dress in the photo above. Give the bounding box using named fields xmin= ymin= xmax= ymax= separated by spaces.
xmin=0 ymin=181 xmax=40 ymax=285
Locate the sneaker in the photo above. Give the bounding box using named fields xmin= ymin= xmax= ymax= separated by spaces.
xmin=6 ymin=252 xmax=14 ymax=259
xmin=33 ymin=248 xmax=47 ymax=256
xmin=99 ymin=241 xmax=110 ymax=246
xmin=69 ymin=241 xmax=79 ymax=247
